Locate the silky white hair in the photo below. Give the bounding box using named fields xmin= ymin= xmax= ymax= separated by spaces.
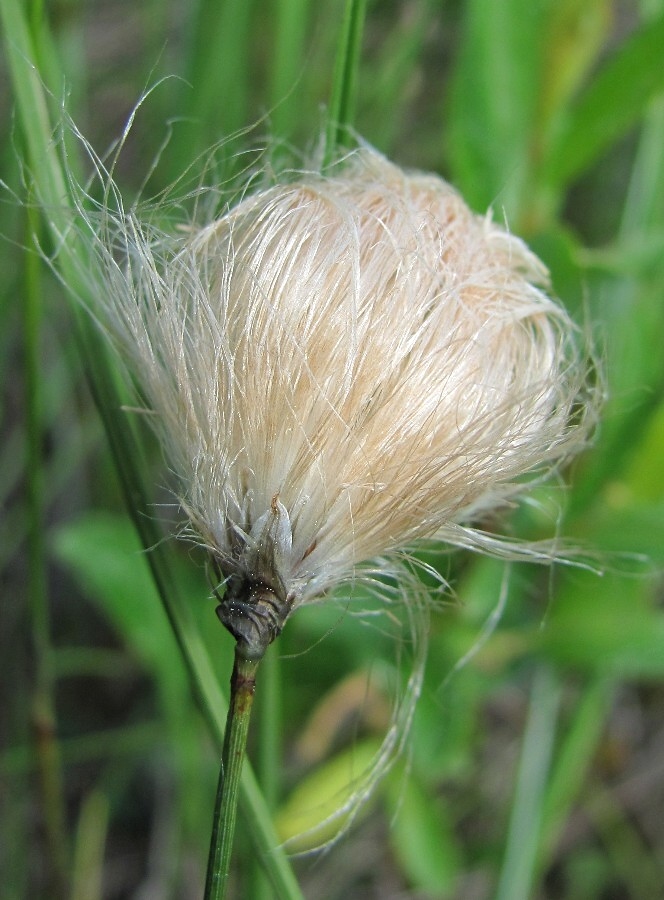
xmin=84 ymin=146 xmax=595 ymax=598
xmin=59 ymin=137 xmax=598 ymax=847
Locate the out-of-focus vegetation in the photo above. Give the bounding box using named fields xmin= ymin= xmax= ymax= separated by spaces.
xmin=1 ymin=1 xmax=664 ymax=898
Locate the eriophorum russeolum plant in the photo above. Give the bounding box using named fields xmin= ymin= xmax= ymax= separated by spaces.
xmin=60 ymin=137 xmax=598 ymax=896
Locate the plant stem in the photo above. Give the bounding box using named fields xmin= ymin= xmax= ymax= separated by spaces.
xmin=205 ymin=648 xmax=261 ymax=900
xmin=323 ymin=0 xmax=367 ymax=166
xmin=24 ymin=205 xmax=69 ymax=899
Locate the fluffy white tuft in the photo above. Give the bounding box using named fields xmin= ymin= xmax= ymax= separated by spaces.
xmin=57 ymin=138 xmax=598 ymax=843
xmin=78 ymin=146 xmax=596 ymax=608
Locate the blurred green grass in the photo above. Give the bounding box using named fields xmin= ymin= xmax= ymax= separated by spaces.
xmin=1 ymin=1 xmax=664 ymax=898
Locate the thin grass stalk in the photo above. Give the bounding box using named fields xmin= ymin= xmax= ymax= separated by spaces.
xmin=23 ymin=201 xmax=69 ymax=900
xmin=538 ymin=677 xmax=613 ymax=866
xmin=495 ymin=666 xmax=561 ymax=900
xmin=323 ymin=0 xmax=367 ymax=165
xmin=1 ymin=2 xmax=302 ymax=895
xmin=70 ymin=789 xmax=109 ymax=900
xmin=205 ymin=651 xmax=261 ymax=900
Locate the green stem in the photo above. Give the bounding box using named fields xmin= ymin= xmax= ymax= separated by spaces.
xmin=205 ymin=649 xmax=261 ymax=900
xmin=24 ymin=204 xmax=69 ymax=899
xmin=323 ymin=0 xmax=367 ymax=166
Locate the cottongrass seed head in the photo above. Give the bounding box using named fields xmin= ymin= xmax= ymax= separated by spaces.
xmin=62 ymin=134 xmax=598 ymax=842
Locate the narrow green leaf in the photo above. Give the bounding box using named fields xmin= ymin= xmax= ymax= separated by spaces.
xmin=167 ymin=0 xmax=256 ymax=179
xmin=276 ymin=739 xmax=380 ymax=852
xmin=361 ymin=0 xmax=438 ymax=154
xmin=621 ymin=97 xmax=664 ymax=234
xmin=571 ymin=499 xmax=664 ymax=563
xmin=495 ymin=667 xmax=561 ymax=900
xmin=540 ymin=569 xmax=664 ymax=679
xmin=578 ymin=232 xmax=664 ymax=276
xmin=268 ymin=0 xmax=311 ymax=139
xmin=447 ymin=0 xmax=548 ymax=215
xmin=386 ymin=769 xmax=461 ymax=895
xmin=567 ymin=70 xmax=664 ymax=515
xmin=538 ymin=679 xmax=613 ymax=867
xmin=536 ymin=0 xmax=611 ymax=136
xmin=70 ymin=790 xmax=109 ymax=900
xmin=52 ymin=512 xmax=191 ymax=711
xmin=0 ymin=0 xmax=68 ymax=221
xmin=544 ymin=13 xmax=664 ymax=188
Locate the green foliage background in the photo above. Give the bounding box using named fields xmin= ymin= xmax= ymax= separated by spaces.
xmin=1 ymin=0 xmax=664 ymax=898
